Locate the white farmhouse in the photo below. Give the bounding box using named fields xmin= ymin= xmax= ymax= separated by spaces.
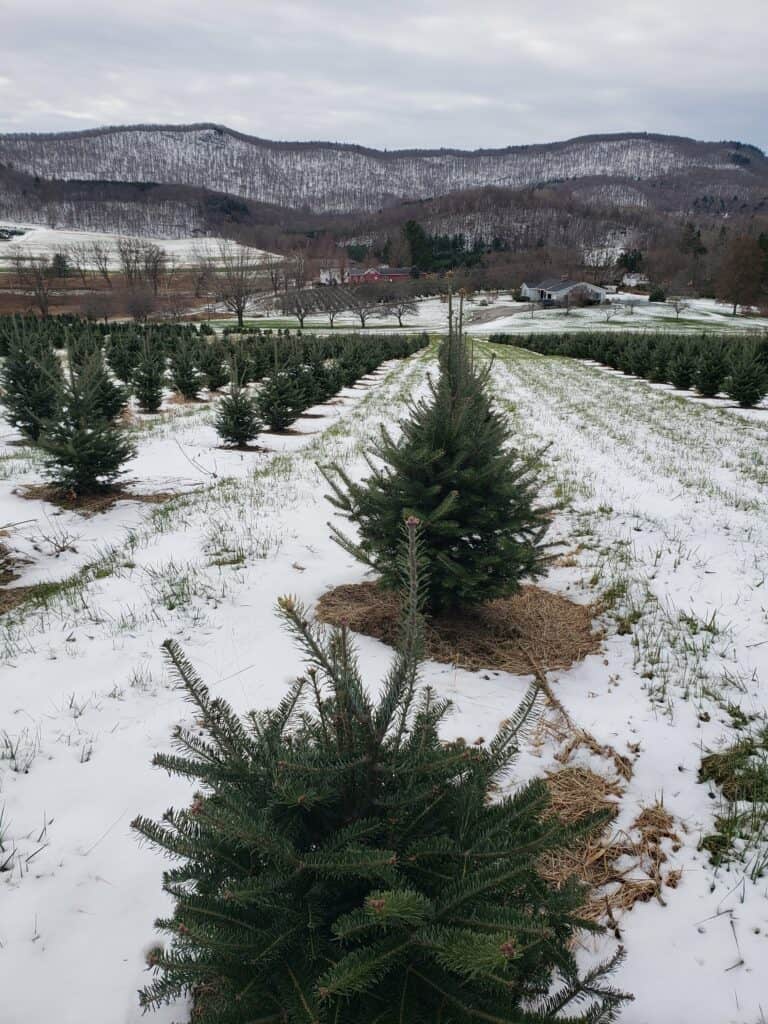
xmin=520 ymin=278 xmax=607 ymax=303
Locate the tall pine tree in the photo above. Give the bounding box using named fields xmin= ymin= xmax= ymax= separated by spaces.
xmin=323 ymin=296 xmax=550 ymax=612
xmin=132 ymin=522 xmax=630 ymax=1024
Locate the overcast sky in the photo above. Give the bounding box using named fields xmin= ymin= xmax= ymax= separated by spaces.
xmin=1 ymin=0 xmax=765 ymax=151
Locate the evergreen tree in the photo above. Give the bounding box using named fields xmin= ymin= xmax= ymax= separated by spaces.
xmin=133 ymin=338 xmax=167 ymax=413
xmin=323 ymin=304 xmax=550 ymax=613
xmin=668 ymin=344 xmax=696 ymax=390
xmin=38 ymin=354 xmax=136 ymax=493
xmin=0 ymin=323 xmax=63 ymax=441
xmin=169 ymin=337 xmax=203 ymax=399
xmin=198 ymin=338 xmax=230 ymax=392
xmin=648 ymin=337 xmax=672 ymax=383
xmin=695 ymin=340 xmax=728 ymax=398
xmin=256 ymin=369 xmax=306 ymax=431
xmin=214 ymin=376 xmax=264 ymax=447
xmin=68 ymin=330 xmax=102 ymax=371
xmin=726 ymin=343 xmax=768 ymax=408
xmin=106 ymin=331 xmax=142 ymax=384
xmin=85 ymin=346 xmax=127 ymax=421
xmin=132 ymin=522 xmax=630 ymax=1024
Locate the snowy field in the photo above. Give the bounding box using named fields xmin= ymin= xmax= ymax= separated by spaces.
xmin=250 ymin=292 xmax=768 ymax=335
xmin=1 ymin=341 xmax=768 ymax=1023
xmin=0 ymin=221 xmax=275 ymax=267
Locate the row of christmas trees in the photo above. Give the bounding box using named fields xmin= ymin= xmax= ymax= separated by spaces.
xmin=491 ymin=329 xmax=768 ymax=407
xmin=0 ymin=324 xmax=427 ymax=493
xmin=133 ymin=298 xmax=632 ymax=1023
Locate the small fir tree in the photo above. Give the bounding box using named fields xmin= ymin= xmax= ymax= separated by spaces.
xmin=695 ymin=341 xmax=728 ymax=398
xmin=38 ymin=354 xmax=136 ymax=494
xmin=198 ymin=338 xmax=230 ymax=392
xmin=169 ymin=337 xmax=203 ymax=400
xmin=0 ymin=324 xmax=63 ymax=441
xmin=85 ymin=346 xmax=127 ymax=421
xmin=648 ymin=338 xmax=672 ymax=383
xmin=726 ymin=343 xmax=768 ymax=408
xmin=668 ymin=345 xmax=696 ymax=391
xmin=106 ymin=331 xmax=142 ymax=383
xmin=132 ymin=522 xmax=630 ymax=1024
xmin=256 ymin=369 xmax=307 ymax=431
xmin=323 ymin=302 xmax=550 ymax=612
xmin=133 ymin=338 xmax=167 ymax=413
xmin=214 ymin=375 xmax=264 ymax=447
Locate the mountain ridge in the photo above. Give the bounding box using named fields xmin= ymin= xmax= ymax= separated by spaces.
xmin=1 ymin=123 xmax=766 ymax=215
xmin=2 ymin=121 xmax=763 ymax=157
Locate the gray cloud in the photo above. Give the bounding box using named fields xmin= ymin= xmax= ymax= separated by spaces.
xmin=0 ymin=0 xmax=765 ymax=150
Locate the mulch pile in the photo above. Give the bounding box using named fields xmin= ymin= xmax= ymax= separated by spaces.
xmin=15 ymin=483 xmax=179 ymax=515
xmin=315 ymin=580 xmax=601 ymax=674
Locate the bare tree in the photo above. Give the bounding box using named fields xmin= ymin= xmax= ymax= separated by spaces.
xmin=313 ymin=286 xmax=350 ymax=325
xmin=200 ymin=241 xmax=267 ymax=328
xmin=386 ymin=296 xmax=418 ymax=326
xmin=142 ymin=243 xmax=170 ymax=294
xmin=278 ymin=289 xmax=316 ymax=328
xmin=348 ymin=290 xmax=382 ymax=328
xmin=669 ymin=297 xmax=690 ymax=320
xmin=125 ymin=286 xmax=157 ymax=322
xmin=287 ymin=243 xmax=309 ymax=291
xmin=9 ymin=248 xmax=55 ymax=316
xmin=264 ymin=253 xmax=284 ymax=293
xmin=83 ymin=289 xmax=121 ymax=325
xmin=117 ymin=237 xmax=154 ymax=287
xmin=67 ymin=242 xmax=92 ymax=286
xmin=88 ymin=241 xmax=113 ymax=286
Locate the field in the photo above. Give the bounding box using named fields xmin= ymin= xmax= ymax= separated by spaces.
xmin=0 ymin=222 xmax=274 ymax=269
xmin=233 ymin=294 xmax=768 ymax=334
xmin=1 ymin=329 xmax=768 ymax=1023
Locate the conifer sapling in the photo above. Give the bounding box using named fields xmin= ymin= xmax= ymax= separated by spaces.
xmin=39 ymin=352 xmax=136 ymax=494
xmin=133 ymin=338 xmax=167 ymax=413
xmin=214 ymin=370 xmax=264 ymax=447
xmin=132 ymin=520 xmax=630 ymax=1023
xmin=0 ymin=323 xmax=63 ymax=441
xmin=323 ymin=300 xmax=550 ymax=613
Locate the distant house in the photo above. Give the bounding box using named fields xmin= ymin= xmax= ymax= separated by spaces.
xmin=348 ymin=265 xmax=413 ymax=285
xmin=520 ymin=278 xmax=607 ymax=304
xmin=318 ymin=264 xmax=363 ymax=285
xmin=621 ymin=272 xmax=649 ymax=288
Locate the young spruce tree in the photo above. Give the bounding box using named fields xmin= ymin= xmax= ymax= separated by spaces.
xmin=726 ymin=342 xmax=768 ymax=408
xmin=256 ymin=368 xmax=307 ymax=431
xmin=169 ymin=337 xmax=203 ymax=400
xmin=132 ymin=521 xmax=630 ymax=1024
xmin=133 ymin=338 xmax=167 ymax=413
xmin=323 ymin=297 xmax=550 ymax=612
xmin=695 ymin=340 xmax=728 ymax=398
xmin=0 ymin=323 xmax=63 ymax=441
xmin=39 ymin=351 xmax=136 ymax=494
xmin=198 ymin=337 xmax=230 ymax=392
xmin=214 ymin=371 xmax=264 ymax=447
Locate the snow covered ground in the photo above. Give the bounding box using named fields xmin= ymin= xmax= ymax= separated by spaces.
xmin=249 ymin=292 xmax=768 ymax=335
xmin=471 ymin=293 xmax=768 ymax=334
xmin=0 ymin=221 xmax=274 ymax=267
xmin=1 ymin=341 xmax=768 ymax=1023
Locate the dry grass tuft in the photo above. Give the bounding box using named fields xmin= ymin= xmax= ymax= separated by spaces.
xmin=541 ymin=775 xmax=682 ymax=926
xmin=545 ymin=766 xmax=622 ymax=825
xmin=316 ymin=581 xmax=601 ymax=675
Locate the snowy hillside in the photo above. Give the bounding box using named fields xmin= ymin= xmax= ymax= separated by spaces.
xmin=0 ymin=125 xmax=763 ymax=213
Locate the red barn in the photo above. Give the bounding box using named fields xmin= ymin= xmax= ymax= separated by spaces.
xmin=348 ymin=265 xmax=412 ymax=284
